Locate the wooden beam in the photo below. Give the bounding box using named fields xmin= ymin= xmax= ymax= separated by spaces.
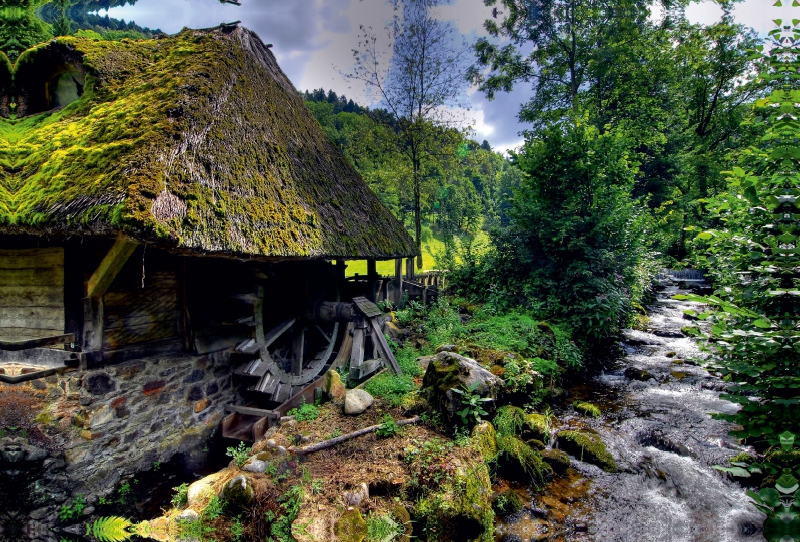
xmin=0 ymin=333 xmax=75 ymax=351
xmin=224 ymin=404 xmax=280 ymax=418
xmin=368 ymin=316 xmax=402 ymax=374
xmin=86 ymin=238 xmax=138 ymax=298
xmin=291 ymin=328 xmax=305 ymax=376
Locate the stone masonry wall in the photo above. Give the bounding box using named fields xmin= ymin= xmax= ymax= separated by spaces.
xmin=64 ymin=351 xmax=236 ymax=498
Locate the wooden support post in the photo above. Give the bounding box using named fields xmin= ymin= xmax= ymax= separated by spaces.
xmin=368 ymin=316 xmax=402 ymax=374
xmin=82 ymin=296 xmax=103 ymax=352
xmin=406 ymin=258 xmax=414 ymax=281
xmin=335 ymin=260 xmax=347 ymax=282
xmin=86 ymin=237 xmax=138 ymax=298
xmin=366 ymin=260 xmax=378 ymax=302
xmin=395 ymin=259 xmax=403 ymax=304
xmin=291 ymin=328 xmax=305 ymax=376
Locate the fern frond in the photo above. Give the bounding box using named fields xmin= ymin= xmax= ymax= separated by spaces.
xmin=91 ymin=516 xmax=134 ymax=542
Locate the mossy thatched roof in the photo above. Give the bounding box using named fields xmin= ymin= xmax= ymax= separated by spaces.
xmin=1 ymin=26 xmax=418 ymax=260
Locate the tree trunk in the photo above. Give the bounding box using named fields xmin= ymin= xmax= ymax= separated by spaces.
xmin=413 ymin=157 xmax=423 ymax=270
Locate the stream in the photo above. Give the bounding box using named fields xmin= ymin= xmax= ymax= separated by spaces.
xmin=496 ymin=279 xmax=766 ymax=542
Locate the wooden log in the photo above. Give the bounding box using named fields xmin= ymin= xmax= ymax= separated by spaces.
xmin=87 ymin=238 xmax=138 ymax=298
xmin=289 ymin=416 xmax=421 ymax=455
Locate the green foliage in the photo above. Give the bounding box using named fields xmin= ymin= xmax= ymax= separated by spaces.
xmin=58 ymin=494 xmax=85 ymax=521
xmin=495 ymin=435 xmax=550 ymax=487
xmin=376 ymin=414 xmax=400 ymax=438
xmin=404 ymin=438 xmax=458 ymax=489
xmin=451 ymin=381 xmax=493 ymax=427
xmin=88 ymin=516 xmax=134 ymax=542
xmin=287 ymin=401 xmax=320 ymax=422
xmin=267 ymin=485 xmax=303 ymax=542
xmin=493 ymin=490 xmax=524 ymax=516
xmin=203 ymin=495 xmax=225 ymax=521
xmin=230 ymin=516 xmax=244 ymax=542
xmin=226 ymin=442 xmax=251 ymax=468
xmin=365 ymin=512 xmax=403 ymax=542
xmin=492 ymin=406 xmax=526 ymax=438
xmin=171 ymin=483 xmax=189 ymax=508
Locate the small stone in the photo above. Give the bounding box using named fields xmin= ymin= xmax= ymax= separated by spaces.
xmin=301 ymin=435 xmax=312 ymax=443
xmin=81 ymin=506 xmax=95 ymax=516
xmin=266 ymin=439 xmax=277 ymax=449
xmin=435 ymin=344 xmax=457 ymax=353
xmin=85 ymin=372 xmax=116 ymax=395
xmin=665 ymin=351 xmax=677 ymax=358
xmin=242 ymin=459 xmax=269 ymax=473
xmin=276 ymin=446 xmax=287 ymax=456
xmin=177 ymin=509 xmax=200 ymax=522
xmin=194 ymin=398 xmax=210 ymax=413
xmin=29 ymin=508 xmax=48 ymax=520
xmin=343 ymin=483 xmax=369 ymax=507
xmin=344 ymin=389 xmax=374 ymax=415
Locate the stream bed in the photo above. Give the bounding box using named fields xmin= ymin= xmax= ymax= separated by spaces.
xmin=496 ymin=280 xmax=765 ymax=542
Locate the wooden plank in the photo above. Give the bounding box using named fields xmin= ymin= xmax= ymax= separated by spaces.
xmin=0 ymin=307 xmax=64 ymax=330
xmin=103 ymin=286 xmax=176 ymax=307
xmin=350 ymin=327 xmax=364 ymax=367
xmin=275 ymin=376 xmax=326 ymax=418
xmin=224 ymin=404 xmax=280 ymax=418
xmin=0 ymin=328 xmax=65 ymax=342
xmin=332 ymin=321 xmax=354 ymax=369
xmin=104 ymin=312 xmax=177 ymax=331
xmin=353 ymin=358 xmax=382 ymax=379
xmin=0 ymin=267 xmax=64 ymax=286
xmin=0 ymin=285 xmax=64 ymax=307
xmin=352 ymin=296 xmax=382 ymax=318
xmin=82 ymin=296 xmax=103 ymax=352
xmin=86 ymin=238 xmax=138 ymax=297
xmin=291 ymin=328 xmax=304 ymax=376
xmin=263 ymin=318 xmax=295 ymax=347
xmin=275 ymin=382 xmax=291 ymax=403
xmin=0 ymin=333 xmax=74 ymax=351
xmin=102 ymin=322 xmax=178 ymax=349
xmin=0 ymin=248 xmax=63 ymax=269
xmin=368 ymin=316 xmax=403 ymax=374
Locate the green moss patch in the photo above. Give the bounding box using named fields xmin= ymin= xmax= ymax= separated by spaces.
xmin=572 ymin=400 xmax=601 ymax=418
xmin=557 ymin=430 xmax=617 ymax=472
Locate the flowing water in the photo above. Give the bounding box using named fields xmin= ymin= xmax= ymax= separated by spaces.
xmin=497 ymin=280 xmax=765 ymax=542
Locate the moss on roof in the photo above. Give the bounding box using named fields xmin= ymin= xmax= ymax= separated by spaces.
xmin=0 ymin=26 xmax=418 ymax=260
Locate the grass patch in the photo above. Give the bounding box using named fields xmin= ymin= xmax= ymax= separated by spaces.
xmin=365 ymin=511 xmax=403 ymax=542
xmin=363 ymin=345 xmax=423 ymax=406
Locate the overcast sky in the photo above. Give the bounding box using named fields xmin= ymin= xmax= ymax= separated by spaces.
xmin=107 ymin=0 xmax=792 ymax=154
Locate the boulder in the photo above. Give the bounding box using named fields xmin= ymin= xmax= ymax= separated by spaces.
xmin=624 ymin=367 xmax=654 ymax=381
xmin=344 ymin=389 xmax=374 ymax=415
xmin=523 ymin=414 xmax=550 ymax=443
xmin=436 ymin=344 xmax=457 ymax=353
xmin=222 ymin=475 xmax=255 ymax=507
xmin=186 ymin=473 xmax=223 ymax=508
xmin=384 ymin=320 xmax=403 ymax=339
xmin=421 ymin=351 xmax=503 ymax=427
xmin=322 ymin=370 xmax=346 ymax=405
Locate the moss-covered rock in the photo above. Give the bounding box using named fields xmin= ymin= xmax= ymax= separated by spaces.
xmin=523 ymin=413 xmax=550 ymax=442
xmin=572 ymin=400 xmax=601 ymax=418
xmin=496 ymin=435 xmax=552 ymax=486
xmin=540 ymin=448 xmax=571 ymax=473
xmin=624 ymin=367 xmax=654 ymax=381
xmin=557 ymin=430 xmax=617 ymax=472
xmin=413 ymin=461 xmax=494 ymax=542
xmin=392 ymin=503 xmax=413 ymax=542
xmin=421 ymin=352 xmax=502 ymax=427
xmin=492 ymin=489 xmax=523 ymax=516
xmin=322 ymin=370 xmax=346 ymax=404
xmin=221 ymin=474 xmax=255 ymax=507
xmin=334 ymin=508 xmax=367 ymax=542
xmin=471 ymin=421 xmax=498 ymax=462
xmin=525 ymin=439 xmax=546 ymax=450
xmin=493 ymin=406 xmax=526 ymax=437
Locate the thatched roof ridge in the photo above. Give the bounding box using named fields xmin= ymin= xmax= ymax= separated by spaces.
xmin=0 ymin=26 xmax=418 ymax=260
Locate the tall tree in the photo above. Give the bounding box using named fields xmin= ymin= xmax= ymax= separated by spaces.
xmin=345 ymin=0 xmax=472 ymax=267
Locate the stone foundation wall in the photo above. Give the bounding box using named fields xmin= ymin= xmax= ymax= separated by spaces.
xmin=64 ymin=351 xmax=236 ymax=497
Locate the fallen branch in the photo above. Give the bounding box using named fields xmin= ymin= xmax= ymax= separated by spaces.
xmin=289 ymin=416 xmax=422 ymax=455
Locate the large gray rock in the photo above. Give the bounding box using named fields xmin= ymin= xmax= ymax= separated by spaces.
xmin=344 ymin=389 xmax=374 ymax=415
xmin=421 ymin=351 xmax=503 ymax=427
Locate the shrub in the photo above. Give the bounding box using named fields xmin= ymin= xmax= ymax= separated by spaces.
xmin=171 ymin=483 xmax=189 ymax=508
xmin=287 ymin=401 xmax=319 ymax=422
xmin=376 ymin=414 xmax=400 ymax=438
xmin=58 ymin=494 xmax=86 ymax=521
xmin=226 ymin=442 xmax=251 ymax=468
